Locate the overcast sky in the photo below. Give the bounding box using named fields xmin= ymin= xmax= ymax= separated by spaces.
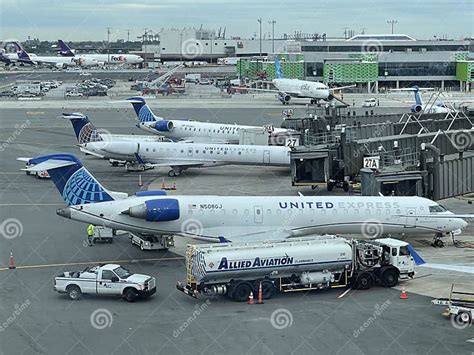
xmin=1 ymin=0 xmax=473 ymax=41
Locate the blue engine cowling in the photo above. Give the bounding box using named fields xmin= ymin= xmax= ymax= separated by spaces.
xmin=410 ymin=104 xmax=422 ymax=113
xmin=154 ymin=120 xmax=174 ymax=132
xmin=125 ymin=198 xmax=179 ymax=222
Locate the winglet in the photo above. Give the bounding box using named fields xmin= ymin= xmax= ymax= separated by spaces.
xmin=407 ymin=244 xmax=426 ymax=266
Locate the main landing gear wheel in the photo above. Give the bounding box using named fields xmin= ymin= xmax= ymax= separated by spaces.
xmin=432 ymin=233 xmax=445 ymax=248
xmin=168 ymin=170 xmax=180 ymax=177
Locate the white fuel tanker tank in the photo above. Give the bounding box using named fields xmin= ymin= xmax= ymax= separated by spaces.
xmin=189 ymin=235 xmax=352 ymax=283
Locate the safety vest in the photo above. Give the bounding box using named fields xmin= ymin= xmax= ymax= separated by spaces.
xmin=87 ymin=224 xmax=95 ymax=236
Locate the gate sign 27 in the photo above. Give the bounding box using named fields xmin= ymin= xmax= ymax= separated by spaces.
xmin=363 ymin=156 xmax=380 ymax=170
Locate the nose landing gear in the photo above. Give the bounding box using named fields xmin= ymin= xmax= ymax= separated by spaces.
xmin=431 ymin=233 xmax=445 ymax=248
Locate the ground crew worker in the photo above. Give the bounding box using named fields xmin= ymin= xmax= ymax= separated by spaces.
xmin=87 ymin=224 xmax=95 ymax=246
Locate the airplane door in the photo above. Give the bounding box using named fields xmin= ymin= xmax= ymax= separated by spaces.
xmin=187 ymin=147 xmax=193 ymax=157
xmin=263 ymin=150 xmax=270 ymax=164
xmin=254 ymin=206 xmax=263 ymax=223
xmin=405 ymin=208 xmax=416 ymax=228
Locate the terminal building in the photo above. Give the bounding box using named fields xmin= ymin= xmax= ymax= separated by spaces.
xmin=142 ymin=28 xmax=473 ymax=91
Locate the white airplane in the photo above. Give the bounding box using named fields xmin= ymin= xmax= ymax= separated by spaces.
xmin=21 ymin=153 xmax=471 ymax=244
xmin=251 ymin=58 xmax=354 ymax=105
xmin=66 ymin=112 xmax=290 ymax=176
xmin=17 ymin=49 xmax=79 ymax=69
xmin=127 ymin=97 xmax=294 ymax=144
xmin=58 ymin=40 xmax=144 ymax=65
xmin=395 ymin=86 xmax=456 ymax=114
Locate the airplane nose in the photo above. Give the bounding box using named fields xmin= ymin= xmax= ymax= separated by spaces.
xmin=56 ymin=207 xmax=71 ymax=219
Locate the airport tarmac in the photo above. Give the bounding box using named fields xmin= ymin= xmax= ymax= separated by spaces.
xmin=0 ymin=102 xmax=473 ymax=354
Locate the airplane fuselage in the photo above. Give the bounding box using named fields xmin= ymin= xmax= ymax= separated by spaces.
xmin=83 ymin=141 xmax=290 ymax=167
xmin=138 ymin=119 xmax=291 ymax=144
xmin=272 ymin=78 xmax=330 ymax=100
xmin=59 ymin=195 xmax=468 ymax=241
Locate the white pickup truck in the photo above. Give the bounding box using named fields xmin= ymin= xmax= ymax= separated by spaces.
xmin=54 ymin=264 xmax=156 ymax=302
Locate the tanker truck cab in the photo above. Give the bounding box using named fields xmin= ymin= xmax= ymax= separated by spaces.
xmin=375 ymin=238 xmax=416 ymax=279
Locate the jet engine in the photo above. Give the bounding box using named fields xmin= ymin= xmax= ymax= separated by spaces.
xmin=410 ymin=104 xmax=422 ymax=113
xmin=154 ymin=120 xmax=174 ymax=132
xmin=123 ymin=198 xmax=180 ymax=222
xmin=277 ymin=92 xmax=291 ymax=104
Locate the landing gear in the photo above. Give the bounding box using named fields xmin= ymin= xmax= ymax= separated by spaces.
xmin=168 ymin=169 xmax=181 ymax=177
xmin=432 ymin=233 xmax=445 ymax=248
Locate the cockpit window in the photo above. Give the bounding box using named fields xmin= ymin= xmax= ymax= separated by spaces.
xmin=429 ymin=205 xmax=447 ymax=213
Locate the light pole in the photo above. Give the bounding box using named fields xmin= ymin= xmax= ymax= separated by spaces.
xmin=268 ymin=20 xmax=276 ymax=53
xmin=387 ymin=20 xmax=398 ymax=34
xmin=257 ymin=18 xmax=262 ymax=57
xmin=106 ymin=27 xmax=111 ymax=63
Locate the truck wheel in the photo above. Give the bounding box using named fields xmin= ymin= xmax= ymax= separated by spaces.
xmin=124 ymin=288 xmax=139 ymax=302
xmin=355 ymin=273 xmax=373 ymax=290
xmin=454 ymin=312 xmax=472 ymax=325
xmin=232 ymin=283 xmax=251 ymax=302
xmin=66 ymin=285 xmax=82 ymax=300
xmin=381 ymin=268 xmax=399 ymax=288
xmin=261 ymin=280 xmax=275 ymax=300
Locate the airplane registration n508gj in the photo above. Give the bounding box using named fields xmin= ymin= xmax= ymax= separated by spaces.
xmin=21 ymin=154 xmax=470 ymax=243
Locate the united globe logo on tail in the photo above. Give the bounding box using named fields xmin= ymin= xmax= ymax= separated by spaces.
xmin=62 ymin=167 xmax=113 ymax=205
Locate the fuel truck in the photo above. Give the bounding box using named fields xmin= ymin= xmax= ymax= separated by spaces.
xmin=176 ymin=235 xmax=416 ymax=302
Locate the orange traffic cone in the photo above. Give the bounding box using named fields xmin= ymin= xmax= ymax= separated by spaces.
xmin=257 ymin=282 xmax=264 ymax=304
xmin=161 ymin=178 xmax=166 ymax=189
xmin=400 ymin=287 xmax=408 ymax=300
xmin=9 ymin=251 xmax=16 ymax=270
xmin=247 ymin=291 xmax=255 ymax=305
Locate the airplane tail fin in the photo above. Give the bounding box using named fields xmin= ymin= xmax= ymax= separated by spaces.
xmin=17 ymin=49 xmax=32 ymax=62
xmin=62 ymin=113 xmax=104 ymax=144
xmin=58 ymin=40 xmax=75 ymax=57
xmin=407 ymin=244 xmax=426 ymax=266
xmin=127 ymin=97 xmax=160 ymax=123
xmin=274 ymin=57 xmax=283 ymax=79
xmin=22 ymin=153 xmax=115 ymax=206
xmin=413 ymin=86 xmax=423 ymax=106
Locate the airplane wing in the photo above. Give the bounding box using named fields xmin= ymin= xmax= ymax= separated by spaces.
xmin=329 ymin=84 xmax=356 ymax=92
xmin=419 ymin=263 xmax=474 ymax=274
xmin=79 ymin=146 xmax=105 ymax=158
xmin=149 ymin=161 xmax=206 ymax=168
xmin=247 ymin=87 xmax=301 ymax=96
xmin=395 ymin=214 xmax=474 ymax=219
xmin=20 ymin=159 xmax=76 ymax=172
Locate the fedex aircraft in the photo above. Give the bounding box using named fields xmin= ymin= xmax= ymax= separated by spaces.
xmin=58 ymin=40 xmax=144 ymax=65
xmin=65 ymin=113 xmax=290 ymax=176
xmin=128 ymin=97 xmax=294 ymax=144
xmin=252 ymin=58 xmax=354 ymax=105
xmin=22 ymin=153 xmax=470 ymax=243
